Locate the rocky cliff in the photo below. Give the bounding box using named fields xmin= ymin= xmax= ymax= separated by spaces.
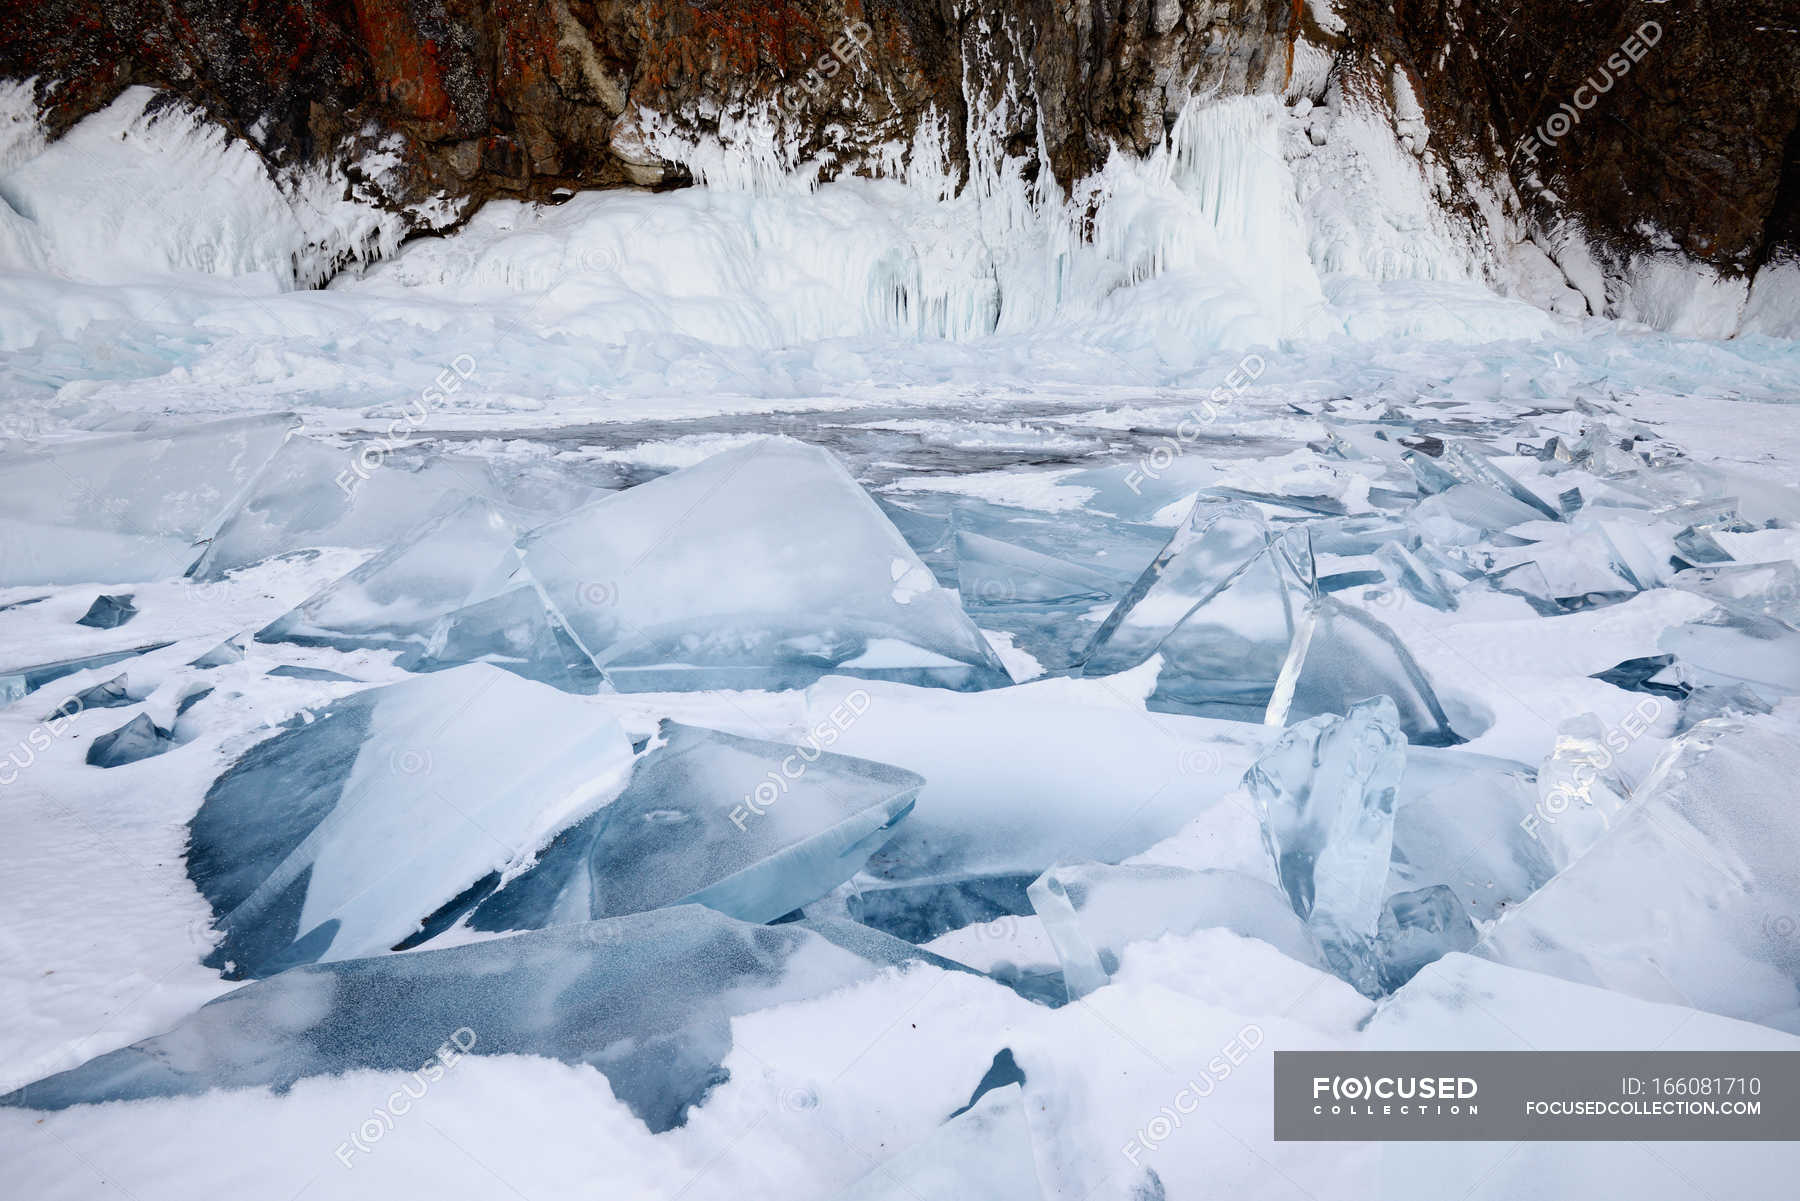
xmin=3 ymin=1 xmax=1794 ymax=306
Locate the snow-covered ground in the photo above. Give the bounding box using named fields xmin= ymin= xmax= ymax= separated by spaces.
xmin=2 ymin=78 xmax=1800 ymax=1201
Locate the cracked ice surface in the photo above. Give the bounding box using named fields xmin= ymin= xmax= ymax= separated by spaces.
xmin=5 ymin=184 xmax=1800 ymax=1201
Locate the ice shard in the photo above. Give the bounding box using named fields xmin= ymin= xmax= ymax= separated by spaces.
xmin=1438 ymin=442 xmax=1561 ymax=521
xmin=192 ymin=435 xmax=609 ymax=579
xmin=48 ymin=672 xmax=132 ymax=714
xmin=85 ymin=712 xmax=173 ymax=767
xmin=1267 ymin=595 xmax=1461 ymax=746
xmin=1082 ymin=501 xmax=1315 ymax=719
xmin=1028 ymin=862 xmax=1324 ymax=999
xmin=1374 ymin=541 xmax=1459 ymax=610
xmin=953 ymin=529 xmax=1117 ymax=607
xmin=832 ymin=1084 xmax=1043 ymax=1201
xmin=1373 ymin=885 xmax=1478 ymax=992
xmin=1659 ymin=612 xmax=1800 ymax=703
xmin=1530 ymin=714 xmax=1635 ymax=868
xmin=75 ymin=593 xmax=137 ymax=629
xmin=187 ymin=664 xmax=635 ymax=978
xmin=1246 ymin=696 xmax=1405 ymax=994
xmin=257 ymin=496 xmax=593 ymax=689
xmin=449 ymin=721 xmax=922 ymax=932
xmin=0 ymin=413 xmax=293 ymax=585
xmin=0 ymin=907 xmax=908 ymax=1133
xmin=1478 ymin=709 xmax=1800 ymax=1032
xmin=519 ymin=439 xmax=1009 ymax=691
xmin=1672 ymin=562 xmax=1800 ymax=629
xmin=1390 ymin=745 xmax=1559 ymax=920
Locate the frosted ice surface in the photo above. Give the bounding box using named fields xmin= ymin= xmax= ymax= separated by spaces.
xmin=455 ymin=721 xmax=923 ymax=931
xmin=257 ymin=496 xmax=592 ymax=689
xmin=1028 ymin=862 xmax=1323 ymax=999
xmin=832 ymin=1084 xmax=1043 ymax=1201
xmin=520 ymin=439 xmax=1009 ymax=691
xmin=187 ymin=664 xmax=635 ymax=977
xmin=1267 ymin=594 xmax=1461 ymax=746
xmin=1247 ymin=696 xmax=1404 ymax=994
xmin=1 ymin=907 xmax=897 ymax=1133
xmin=0 ymin=413 xmax=292 ymax=586
xmin=1387 ymin=746 xmax=1557 ymax=920
xmin=1478 ymin=709 xmax=1800 ymax=1032
xmin=193 ymin=435 xmax=610 ymax=579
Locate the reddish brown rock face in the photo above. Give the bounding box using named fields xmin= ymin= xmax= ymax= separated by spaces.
xmin=0 ymin=0 xmax=1793 ymax=280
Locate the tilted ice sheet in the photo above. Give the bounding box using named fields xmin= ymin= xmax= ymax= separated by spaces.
xmin=1478 ymin=706 xmax=1800 ymax=1032
xmin=195 ymin=436 xmax=605 ymax=580
xmin=521 ymin=439 xmax=1009 ymax=692
xmin=256 ymin=496 xmax=591 ymax=688
xmin=450 ymin=720 xmax=923 ymax=931
xmin=187 ymin=664 xmax=635 ymax=977
xmin=0 ymin=413 xmax=292 ymax=586
xmin=0 ymin=907 xmax=912 ymax=1134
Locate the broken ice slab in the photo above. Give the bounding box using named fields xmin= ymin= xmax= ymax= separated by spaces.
xmin=1478 ymin=708 xmax=1800 ymax=1032
xmin=1374 ymin=541 xmax=1459 ymax=611
xmin=1590 ymin=653 xmax=1689 ymax=700
xmin=1530 ymin=714 xmax=1635 ymax=869
xmin=1266 ymin=595 xmax=1462 ymax=746
xmin=45 ymin=673 xmax=131 ymax=715
xmin=0 ymin=413 xmax=293 ymax=586
xmin=1659 ymin=613 xmax=1800 ymax=704
xmin=1081 ymin=499 xmax=1274 ymax=674
xmin=1672 ymin=561 xmax=1800 ymax=629
xmin=1083 ymin=503 xmax=1316 ymax=720
xmin=520 ymin=439 xmax=1010 ymax=692
xmin=0 ymin=642 xmax=174 ymax=703
xmin=0 ymin=906 xmax=911 ymax=1132
xmin=1677 ymin=683 xmax=1773 ymax=733
xmin=86 ymin=713 xmax=173 ymax=768
xmin=953 ymin=529 xmax=1116 ymax=606
xmin=1437 ymin=442 xmax=1561 ymax=521
xmin=191 ymin=435 xmax=611 ymax=580
xmin=75 ymin=593 xmax=136 ymax=629
xmin=843 ymin=874 xmax=1037 ymax=945
xmin=189 ymin=632 xmax=248 ymax=668
xmin=1390 ymin=745 xmax=1558 ymax=921
xmin=804 ymin=675 xmax=1271 ymax=887
xmin=187 ymin=664 xmax=635 ymax=978
xmin=833 ymin=1084 xmax=1043 ymax=1201
xmin=1407 ymin=483 xmax=1548 ymax=542
xmin=1246 ymin=696 xmax=1404 ymax=994
xmin=1027 ymin=862 xmax=1324 ymax=1000
xmin=448 ymin=721 xmax=922 ymax=933
xmin=1373 ymin=885 xmax=1477 ymax=993
xmin=256 ymin=496 xmax=594 ymax=690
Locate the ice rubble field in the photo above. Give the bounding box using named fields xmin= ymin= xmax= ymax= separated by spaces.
xmin=4 ymin=84 xmax=1800 ymax=1201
